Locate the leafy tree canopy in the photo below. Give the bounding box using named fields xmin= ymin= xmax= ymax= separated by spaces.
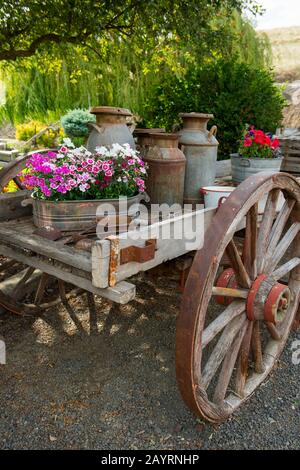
xmin=0 ymin=0 xmax=262 ymax=61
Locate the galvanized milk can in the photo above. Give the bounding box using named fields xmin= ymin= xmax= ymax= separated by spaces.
xmin=143 ymin=133 xmax=186 ymax=206
xmin=178 ymin=113 xmax=218 ymax=204
xmin=87 ymin=106 xmax=135 ymax=152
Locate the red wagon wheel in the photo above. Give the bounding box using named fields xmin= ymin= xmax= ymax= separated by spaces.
xmin=176 ymin=172 xmax=300 ymax=423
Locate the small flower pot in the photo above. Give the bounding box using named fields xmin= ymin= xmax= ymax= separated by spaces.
xmin=230 ymin=153 xmax=283 ymax=185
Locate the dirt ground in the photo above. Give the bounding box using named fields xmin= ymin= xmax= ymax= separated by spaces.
xmin=0 ymin=270 xmax=300 ymax=450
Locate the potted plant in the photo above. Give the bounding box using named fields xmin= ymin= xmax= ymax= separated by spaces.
xmin=22 ymin=139 xmax=148 ymax=232
xmin=231 ymin=126 xmax=282 ymax=184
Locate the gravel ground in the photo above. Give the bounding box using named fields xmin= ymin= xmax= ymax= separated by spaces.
xmin=0 ymin=270 xmax=300 ymax=450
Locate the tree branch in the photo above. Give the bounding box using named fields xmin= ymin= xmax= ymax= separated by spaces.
xmin=0 ymin=33 xmax=89 ymax=61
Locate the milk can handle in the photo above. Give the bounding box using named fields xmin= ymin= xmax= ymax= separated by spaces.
xmin=208 ymin=125 xmax=217 ymax=141
xmin=88 ymin=122 xmax=102 ymax=132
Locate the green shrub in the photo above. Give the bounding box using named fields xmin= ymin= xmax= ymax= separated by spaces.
xmin=142 ymin=60 xmax=285 ymax=159
xmin=15 ymin=120 xmax=64 ymax=148
xmin=61 ymin=109 xmax=96 ymax=138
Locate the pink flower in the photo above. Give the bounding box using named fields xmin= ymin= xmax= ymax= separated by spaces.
xmin=244 ymin=138 xmax=252 ymax=147
xmin=57 ymin=184 xmax=68 ymax=194
xmin=47 ymin=151 xmax=57 ymax=158
xmin=105 ymin=169 xmax=113 ymax=177
xmin=59 ymin=146 xmax=68 ymax=153
xmin=102 ymin=163 xmax=110 ymax=172
xmin=128 ymin=159 xmax=135 ymax=166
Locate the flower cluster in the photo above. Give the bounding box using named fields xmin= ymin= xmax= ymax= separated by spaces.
xmin=22 ymin=140 xmax=147 ymax=201
xmin=239 ymin=126 xmax=281 ymax=159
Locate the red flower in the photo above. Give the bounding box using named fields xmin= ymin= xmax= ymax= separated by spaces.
xmin=244 ymin=138 xmax=252 ymax=147
xmin=254 ymin=134 xmax=265 ymax=145
xmin=264 ymin=135 xmax=272 ymax=147
xmin=271 ymin=138 xmax=280 ymax=149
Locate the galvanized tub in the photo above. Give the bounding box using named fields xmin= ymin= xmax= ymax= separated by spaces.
xmin=143 ymin=133 xmax=186 ymax=206
xmin=231 ymin=153 xmax=283 ymax=184
xmin=178 ymin=113 xmax=218 ymax=204
xmin=24 ymin=194 xmax=144 ymax=232
xmin=86 ymin=106 xmax=135 ymax=152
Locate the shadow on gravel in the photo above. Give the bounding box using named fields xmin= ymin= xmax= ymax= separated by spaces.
xmin=0 ymin=272 xmax=300 ymax=450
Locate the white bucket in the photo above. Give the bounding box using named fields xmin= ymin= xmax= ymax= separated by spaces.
xmin=201 ymin=186 xmax=234 ymax=208
xmin=201 ymin=185 xmax=285 ymax=212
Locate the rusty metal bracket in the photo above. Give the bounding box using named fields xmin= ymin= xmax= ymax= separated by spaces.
xmin=120 ymin=239 xmax=157 ymax=265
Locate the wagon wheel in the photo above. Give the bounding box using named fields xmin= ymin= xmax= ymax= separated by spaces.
xmin=0 ymin=148 xmax=55 ymax=192
xmin=176 ymin=172 xmax=300 ymax=423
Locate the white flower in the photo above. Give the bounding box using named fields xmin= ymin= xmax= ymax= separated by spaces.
xmin=95 ymin=146 xmax=109 ymax=155
xmin=63 ymin=137 xmax=75 ymax=148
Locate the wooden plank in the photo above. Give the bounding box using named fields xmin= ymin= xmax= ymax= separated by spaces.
xmin=0 ymin=220 xmax=91 ymax=272
xmin=92 ymin=206 xmax=217 ymax=288
xmin=0 ymin=243 xmax=135 ymax=304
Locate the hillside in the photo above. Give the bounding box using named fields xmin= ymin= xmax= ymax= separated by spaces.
xmin=259 ymin=26 xmax=300 ymax=81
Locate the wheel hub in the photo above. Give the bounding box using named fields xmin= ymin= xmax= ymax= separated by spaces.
xmin=216 ymin=269 xmax=291 ymax=324
xmin=246 ymin=274 xmax=291 ymax=324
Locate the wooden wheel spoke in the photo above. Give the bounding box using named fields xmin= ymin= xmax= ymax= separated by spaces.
xmin=266 ymin=322 xmax=282 ymax=341
xmin=13 ymin=266 xmax=35 ymax=299
xmin=256 ymin=189 xmax=280 ymax=274
xmin=270 ymin=257 xmax=300 ymax=282
xmin=226 ymin=239 xmax=251 ymax=288
xmin=202 ymin=315 xmax=247 ymax=390
xmin=267 ymin=198 xmax=295 ymax=258
xmin=212 ymin=286 xmax=248 ymax=299
xmin=235 ymin=321 xmax=253 ymax=397
xmin=265 ymin=222 xmax=300 ymax=273
xmin=213 ymin=320 xmax=249 ymax=404
xmin=251 ymin=321 xmax=264 ymax=373
xmin=202 ymin=300 xmax=245 ymax=349
xmin=243 ymin=203 xmax=258 ymax=278
xmin=34 ymin=273 xmax=49 ymax=305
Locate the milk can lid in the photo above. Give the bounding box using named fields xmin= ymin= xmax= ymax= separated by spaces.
xmin=179 ymin=112 xmax=214 ymax=119
xmin=90 ymin=106 xmax=132 ymax=117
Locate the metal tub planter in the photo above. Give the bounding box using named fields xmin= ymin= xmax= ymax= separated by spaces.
xmin=24 ymin=193 xmax=143 ymax=232
xmin=231 ymin=153 xmax=283 ymax=184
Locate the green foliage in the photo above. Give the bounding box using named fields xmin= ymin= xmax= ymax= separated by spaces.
xmin=15 ymin=120 xmax=63 ymax=147
xmin=142 ymin=60 xmax=285 ymax=159
xmin=0 ymin=1 xmax=253 ymax=62
xmin=61 ymin=109 xmax=96 ymax=138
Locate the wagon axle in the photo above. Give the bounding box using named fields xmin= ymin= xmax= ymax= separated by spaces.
xmin=216 ymin=268 xmax=291 ymax=325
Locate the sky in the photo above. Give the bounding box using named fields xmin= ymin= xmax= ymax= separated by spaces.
xmin=254 ymin=0 xmax=300 ymax=30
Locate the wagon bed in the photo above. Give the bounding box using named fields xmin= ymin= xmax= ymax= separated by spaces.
xmin=1 ymin=153 xmax=300 ymax=424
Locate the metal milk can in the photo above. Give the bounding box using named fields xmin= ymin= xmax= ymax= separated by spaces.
xmin=133 ymin=128 xmax=165 ymax=158
xmin=178 ymin=113 xmax=218 ymax=204
xmin=143 ymin=133 xmax=186 ymax=206
xmin=87 ymin=106 xmax=135 ymax=152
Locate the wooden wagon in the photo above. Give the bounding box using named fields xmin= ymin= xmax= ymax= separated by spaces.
xmin=1 ymin=152 xmax=300 ymax=424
